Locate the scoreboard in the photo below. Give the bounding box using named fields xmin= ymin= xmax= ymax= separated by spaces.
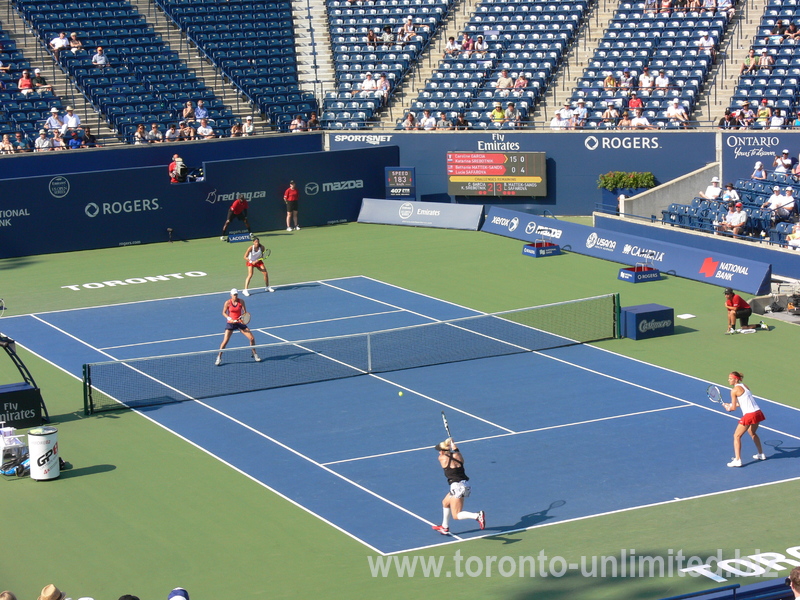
xmin=446 ymin=151 xmax=547 ymax=197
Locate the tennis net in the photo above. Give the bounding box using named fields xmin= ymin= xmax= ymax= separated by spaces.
xmin=83 ymin=293 xmax=619 ymax=414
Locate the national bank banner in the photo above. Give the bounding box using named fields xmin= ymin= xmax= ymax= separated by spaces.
xmin=481 ymin=207 xmax=772 ymax=295
xmin=358 ymin=198 xmax=483 ymax=230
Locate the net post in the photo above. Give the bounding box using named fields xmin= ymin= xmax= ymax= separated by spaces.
xmin=614 ymin=293 xmax=621 ymax=339
xmin=367 ymin=332 xmax=372 ymax=373
xmin=83 ymin=363 xmax=92 ymax=415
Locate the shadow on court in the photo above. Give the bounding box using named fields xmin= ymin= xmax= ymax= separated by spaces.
xmin=488 ymin=500 xmax=568 ymax=544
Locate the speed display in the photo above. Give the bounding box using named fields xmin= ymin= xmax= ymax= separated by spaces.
xmin=446 ymin=151 xmax=547 ymax=196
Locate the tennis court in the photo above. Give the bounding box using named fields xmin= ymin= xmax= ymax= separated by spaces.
xmin=3 ymin=275 xmax=800 ymax=556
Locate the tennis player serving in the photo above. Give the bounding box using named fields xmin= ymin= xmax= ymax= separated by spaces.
xmin=216 ymin=288 xmax=261 ymax=366
xmin=723 ymin=371 xmax=766 ymax=467
xmin=242 ymin=237 xmax=273 ymax=296
xmin=432 ymin=437 xmax=485 ymax=535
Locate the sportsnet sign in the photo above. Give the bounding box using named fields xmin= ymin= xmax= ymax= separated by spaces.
xmin=482 ymin=207 xmax=771 ymax=294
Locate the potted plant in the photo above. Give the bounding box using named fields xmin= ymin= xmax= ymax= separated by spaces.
xmin=597 ymin=171 xmax=657 ymax=213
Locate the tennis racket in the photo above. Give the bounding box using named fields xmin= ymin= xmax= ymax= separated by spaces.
xmin=707 ymin=385 xmax=725 ymax=405
xmin=441 ymin=411 xmax=452 ymax=439
xmin=238 ymin=312 xmax=251 ymax=325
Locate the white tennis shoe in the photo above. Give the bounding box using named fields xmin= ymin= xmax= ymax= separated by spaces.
xmin=215 ymin=356 xmax=222 ymax=366
xmin=727 ymin=457 xmax=742 ymax=467
xmin=242 ymin=289 xmax=250 ymax=297
xmin=286 ymin=227 xmax=292 ymax=232
xmin=267 ymin=286 xmax=274 ymax=292
xmin=253 ymin=354 xmax=261 ymax=362
xmin=753 ymin=453 xmax=766 ymax=460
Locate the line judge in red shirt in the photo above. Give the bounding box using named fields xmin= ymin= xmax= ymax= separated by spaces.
xmin=221 ymin=196 xmax=253 ymax=240
xmin=284 ymin=180 xmax=299 ymax=232
xmin=724 ymin=287 xmax=767 ymax=334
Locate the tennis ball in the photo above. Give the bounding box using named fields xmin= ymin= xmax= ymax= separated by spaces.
xmin=398 ymin=391 xmax=403 ymax=396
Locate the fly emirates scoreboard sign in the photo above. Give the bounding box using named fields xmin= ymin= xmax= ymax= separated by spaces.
xmin=446 ymin=151 xmax=546 ymax=197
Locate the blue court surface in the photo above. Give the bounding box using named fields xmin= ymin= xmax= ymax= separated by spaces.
xmin=3 ymin=276 xmax=800 ymax=555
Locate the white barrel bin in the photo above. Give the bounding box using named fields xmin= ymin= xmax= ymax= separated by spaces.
xmin=28 ymin=426 xmax=59 ymax=480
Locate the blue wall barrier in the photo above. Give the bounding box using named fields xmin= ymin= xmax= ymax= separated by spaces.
xmin=357 ymin=198 xmax=484 ymax=229
xmin=722 ymin=132 xmax=800 ymax=184
xmin=0 ymin=133 xmax=323 ymax=180
xmin=329 ymin=132 xmax=716 ymax=215
xmin=481 ymin=208 xmax=772 ymax=295
xmin=596 ymin=214 xmax=799 ymax=282
xmin=0 ymin=145 xmax=398 ymax=258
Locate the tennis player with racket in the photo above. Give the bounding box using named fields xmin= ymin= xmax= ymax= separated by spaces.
xmin=242 ymin=237 xmax=273 ymax=296
xmin=708 ymin=372 xmax=766 ymax=467
xmin=432 ymin=412 xmax=486 ymax=535
xmin=216 ymin=288 xmax=260 ymax=366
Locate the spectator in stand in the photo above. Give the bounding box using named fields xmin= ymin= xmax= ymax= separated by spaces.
xmin=67 ymin=130 xmax=82 ymax=149
xmin=417 ymin=108 xmax=436 ymax=130
xmin=739 ymin=102 xmax=756 ymax=127
xmin=659 ymin=0 xmax=672 ymax=15
xmin=721 ymin=182 xmax=740 ymax=204
xmin=306 ymin=112 xmax=320 ymax=131
xmin=715 ymin=202 xmax=736 ymax=234
xmin=398 ymin=16 xmax=415 ymax=46
xmin=603 ymin=72 xmax=617 ymax=91
xmin=82 ymin=126 xmax=97 ymax=147
xmin=513 ymin=72 xmax=529 ymax=92
xmin=761 ymin=185 xmax=794 ymax=224
xmin=380 ymin=25 xmax=394 ymax=46
xmin=751 ymin=160 xmax=767 ymax=180
xmin=178 ymin=120 xmax=196 ymax=140
xmin=145 ymin=122 xmax=163 ymax=143
xmin=773 ymin=149 xmax=792 ymax=173
xmin=627 ymin=90 xmax=644 ymax=110
xmin=638 ymin=66 xmax=654 ymax=93
xmin=718 ymin=203 xmax=747 ymax=237
xmin=133 ymin=123 xmax=147 ymax=144
xmin=195 ymin=100 xmax=209 ymax=120
xmin=755 ymin=99 xmax=772 ymax=127
xmin=716 ymin=0 xmax=734 ymax=18
xmin=618 ymin=110 xmax=632 ymax=129
xmin=572 ymin=99 xmax=587 ymax=129
xmin=359 ymin=71 xmax=377 ymax=95
xmin=602 ymin=101 xmax=619 ymax=126
xmin=92 ymin=45 xmax=108 ymax=67
xmin=473 ymin=35 xmax=488 ymax=58
xmin=243 ymin=115 xmax=255 ymax=135
xmin=436 ymin=111 xmax=453 ymax=130
xmin=699 ymin=176 xmax=722 ymax=200
xmin=60 ymin=105 xmax=81 ymax=135
xmin=549 ymin=112 xmax=566 ymax=129
xmin=366 ymin=28 xmax=378 ymax=50
xmin=631 ymin=108 xmax=654 ymax=129
xmin=699 ymin=0 xmax=716 ymax=16
xmin=491 ymin=101 xmax=507 ymax=124
xmin=758 ymin=49 xmax=774 ymax=72
xmin=165 ymin=123 xmax=179 ymax=141
xmin=557 ymin=101 xmax=574 ymax=127
xmin=289 ymin=114 xmax=306 ymax=132
xmin=454 ymin=112 xmax=470 ymax=130
xmin=34 ymin=129 xmax=51 ymax=151
xmin=51 ymin=129 xmax=66 ymax=150
xmin=495 ymin=69 xmax=513 ymax=96
xmin=17 ymin=69 xmax=33 ymax=95
xmin=230 ymin=121 xmax=242 ymax=137
xmin=770 ymin=109 xmax=786 ymax=129
xmin=504 ymin=101 xmax=521 ymax=128
xmin=770 ymin=20 xmax=788 ymax=44
xmin=792 ymin=111 xmax=800 ymax=129
xmin=401 ymin=112 xmax=416 ymax=130
xmin=49 ymin=32 xmax=69 ymax=60
xmin=655 ymin=69 xmax=670 ymax=92
xmin=376 ymin=72 xmax=390 ymax=102
xmin=0 ymin=134 xmax=14 ymax=154
xmin=619 ymin=68 xmax=635 ymax=91
xmin=12 ymin=131 xmax=32 ymax=153
xmin=644 ymin=0 xmax=658 ymax=15
xmin=697 ymin=31 xmax=715 ymax=60
xmin=739 ymin=49 xmax=758 ymax=75
xmin=666 ymin=98 xmax=689 ymax=128
xmin=459 ymin=33 xmax=474 ymax=57
xmin=786 ymin=223 xmax=800 ymax=251
xmin=69 ymin=32 xmax=83 ymax=54
xmin=784 ymin=22 xmax=800 ymax=43
xmin=182 ymin=100 xmax=195 ymax=122
xmin=196 ymin=117 xmax=215 ymax=138
xmin=443 ymin=36 xmax=460 ymax=58
xmin=31 ymin=68 xmax=52 ymax=92
xmin=44 ymin=106 xmax=63 ymax=131
xmin=718 ymin=108 xmax=737 ymax=129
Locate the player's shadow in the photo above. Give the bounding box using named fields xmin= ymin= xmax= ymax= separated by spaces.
xmin=484 ymin=500 xmax=567 ymax=544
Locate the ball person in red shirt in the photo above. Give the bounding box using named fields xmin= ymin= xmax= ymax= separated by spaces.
xmin=284 ymin=180 xmax=299 ymax=232
xmin=724 ymin=287 xmax=767 ymax=334
xmin=221 ymin=196 xmax=253 ymax=241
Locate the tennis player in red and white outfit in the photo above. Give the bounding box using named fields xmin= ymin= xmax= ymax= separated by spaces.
xmin=724 ymin=371 xmax=766 ymax=467
xmin=216 ymin=288 xmax=260 ymax=366
xmin=242 ymin=237 xmax=273 ymax=296
xmin=432 ymin=437 xmax=485 ymax=535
